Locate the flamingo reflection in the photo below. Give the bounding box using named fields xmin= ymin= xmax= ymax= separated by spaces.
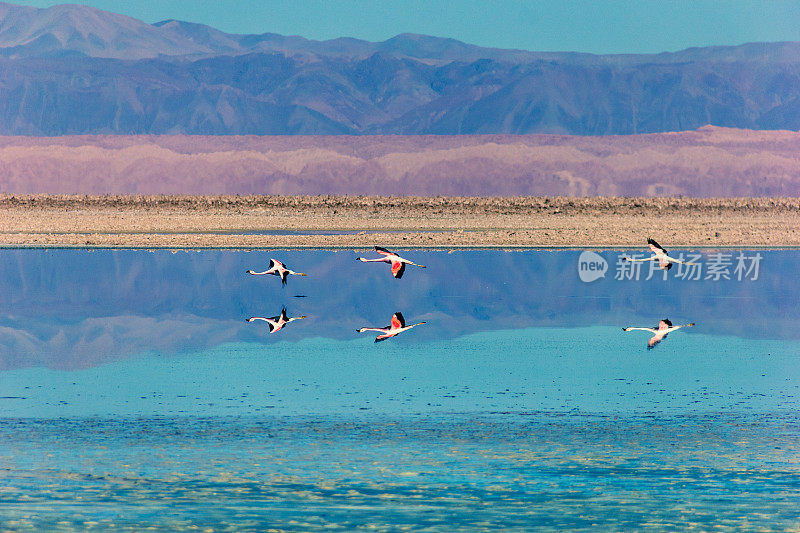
xmin=357 ymin=312 xmax=426 ymax=342
xmin=246 ymin=309 xmax=306 ymax=333
xmin=623 ymin=319 xmax=695 ymax=349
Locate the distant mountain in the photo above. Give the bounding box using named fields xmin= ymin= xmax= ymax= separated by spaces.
xmin=0 ymin=2 xmax=210 ymax=58
xmin=0 ymin=2 xmax=799 ymax=135
xmin=2 ymin=127 xmax=799 ymax=196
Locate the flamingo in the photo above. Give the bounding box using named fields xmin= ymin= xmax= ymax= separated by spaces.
xmin=357 ymin=312 xmax=426 ymax=342
xmin=247 ymin=259 xmax=306 ymax=285
xmin=246 ymin=308 xmax=306 ymax=333
xmin=356 ymin=246 xmax=426 ymax=279
xmin=623 ymin=319 xmax=695 ymax=349
xmin=623 ymin=238 xmax=696 ymax=270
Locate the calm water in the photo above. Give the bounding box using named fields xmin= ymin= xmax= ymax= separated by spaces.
xmin=0 ymin=248 xmax=798 ymax=530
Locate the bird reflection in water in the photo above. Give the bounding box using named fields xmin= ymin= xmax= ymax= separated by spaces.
xmin=623 ymin=319 xmax=695 ymax=349
xmin=246 ymin=309 xmax=307 ymax=333
xmin=357 ymin=312 xmax=426 ymax=342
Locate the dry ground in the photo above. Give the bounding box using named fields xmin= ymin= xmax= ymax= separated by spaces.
xmin=1 ymin=195 xmax=797 ymax=248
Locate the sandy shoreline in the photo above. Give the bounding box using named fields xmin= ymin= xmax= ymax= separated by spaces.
xmin=1 ymin=195 xmax=798 ymax=248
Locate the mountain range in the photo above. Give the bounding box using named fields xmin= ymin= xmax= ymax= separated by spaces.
xmin=1 ymin=2 xmax=799 ymax=136
xmin=2 ymin=126 xmax=799 ymax=196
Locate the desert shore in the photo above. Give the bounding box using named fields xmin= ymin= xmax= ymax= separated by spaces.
xmin=1 ymin=195 xmax=797 ymax=248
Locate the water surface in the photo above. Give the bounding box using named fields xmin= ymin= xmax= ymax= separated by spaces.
xmin=0 ymin=248 xmax=798 ymax=530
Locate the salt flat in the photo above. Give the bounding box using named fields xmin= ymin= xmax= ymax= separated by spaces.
xmin=1 ymin=195 xmax=797 ymax=248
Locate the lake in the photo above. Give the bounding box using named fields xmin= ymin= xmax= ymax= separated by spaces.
xmin=1 ymin=248 xmax=798 ymax=530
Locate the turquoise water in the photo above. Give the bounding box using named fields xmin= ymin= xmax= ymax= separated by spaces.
xmin=2 ymin=414 xmax=799 ymax=531
xmin=1 ymin=329 xmax=798 ymax=417
xmin=0 ymin=249 xmax=798 ymax=530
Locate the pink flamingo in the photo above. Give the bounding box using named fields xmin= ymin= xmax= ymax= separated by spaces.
xmin=624 ymin=238 xmax=696 ymax=270
xmin=247 ymin=259 xmax=306 ymax=285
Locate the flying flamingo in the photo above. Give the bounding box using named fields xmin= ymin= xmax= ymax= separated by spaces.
xmin=246 ymin=308 xmax=306 ymax=333
xmin=247 ymin=259 xmax=306 ymax=285
xmin=623 ymin=319 xmax=695 ymax=349
xmin=356 ymin=246 xmax=426 ymax=279
xmin=357 ymin=312 xmax=426 ymax=342
xmin=623 ymin=238 xmax=696 ymax=270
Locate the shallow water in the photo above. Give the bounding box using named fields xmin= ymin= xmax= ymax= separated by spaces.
xmin=2 ymin=413 xmax=799 ymax=531
xmin=0 ymin=248 xmax=798 ymax=530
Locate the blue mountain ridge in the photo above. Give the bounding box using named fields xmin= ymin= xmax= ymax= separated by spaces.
xmin=0 ymin=2 xmax=799 ymax=135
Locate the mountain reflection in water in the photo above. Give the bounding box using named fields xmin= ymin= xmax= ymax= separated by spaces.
xmin=1 ymin=247 xmax=798 ymax=531
xmin=0 ymin=248 xmax=797 ymax=371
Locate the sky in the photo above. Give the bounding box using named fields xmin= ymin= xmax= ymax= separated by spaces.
xmin=9 ymin=0 xmax=800 ymax=54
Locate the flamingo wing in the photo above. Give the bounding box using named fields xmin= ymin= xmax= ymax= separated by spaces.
xmin=391 ymin=261 xmax=406 ymax=279
xmin=375 ymin=246 xmax=393 ymax=256
xmin=375 ymin=331 xmax=398 ymax=342
xmin=391 ymin=312 xmax=405 ymax=329
xmin=648 ymin=333 xmax=667 ymax=349
xmin=659 ymin=319 xmax=673 ymax=328
xmin=647 ymin=238 xmax=667 ymax=255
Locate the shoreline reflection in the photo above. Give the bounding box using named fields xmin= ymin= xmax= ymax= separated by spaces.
xmin=0 ymin=248 xmax=797 ymax=370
